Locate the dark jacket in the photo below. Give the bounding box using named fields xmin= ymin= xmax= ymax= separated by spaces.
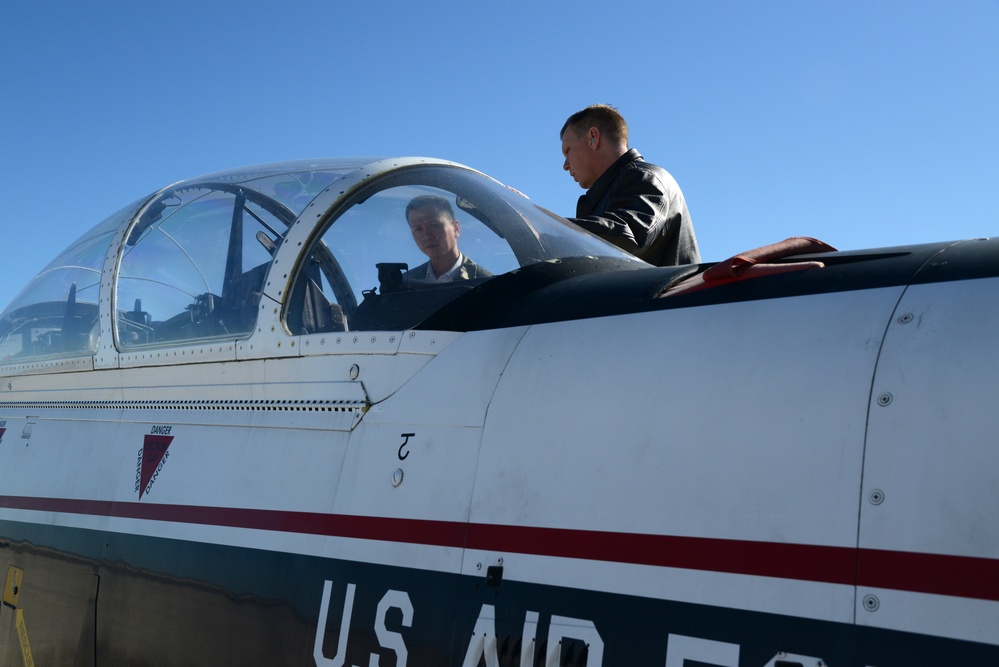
xmin=403 ymin=255 xmax=492 ymax=284
xmin=571 ymin=149 xmax=700 ymax=266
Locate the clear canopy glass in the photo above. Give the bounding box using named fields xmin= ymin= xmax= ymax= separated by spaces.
xmin=0 ymin=159 xmax=644 ymax=364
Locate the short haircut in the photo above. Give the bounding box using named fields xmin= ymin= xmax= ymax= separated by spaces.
xmin=560 ymin=104 xmax=629 ymax=146
xmin=406 ymin=194 xmax=456 ymax=222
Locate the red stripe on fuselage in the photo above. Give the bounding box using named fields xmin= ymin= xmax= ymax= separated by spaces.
xmin=1 ymin=495 xmax=996 ymax=603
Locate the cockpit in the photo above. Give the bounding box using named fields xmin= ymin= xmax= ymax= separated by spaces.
xmin=0 ymin=158 xmax=643 ymax=369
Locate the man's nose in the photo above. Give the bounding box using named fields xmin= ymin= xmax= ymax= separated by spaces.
xmin=562 ymin=158 xmax=570 ymax=172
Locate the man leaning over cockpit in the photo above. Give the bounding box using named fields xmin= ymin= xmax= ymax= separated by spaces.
xmin=403 ymin=195 xmax=491 ymax=282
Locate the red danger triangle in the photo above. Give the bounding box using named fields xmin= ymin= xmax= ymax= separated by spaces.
xmin=0 ymin=428 xmax=5 ymax=444
xmin=140 ymin=434 xmax=174 ymax=500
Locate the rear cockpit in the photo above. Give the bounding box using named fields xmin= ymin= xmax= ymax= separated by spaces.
xmin=0 ymin=158 xmax=644 ymax=373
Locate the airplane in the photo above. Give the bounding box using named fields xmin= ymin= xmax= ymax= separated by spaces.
xmin=0 ymin=156 xmax=995 ymax=666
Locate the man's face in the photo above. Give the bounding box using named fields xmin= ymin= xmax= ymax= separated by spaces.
xmin=561 ymin=125 xmax=601 ymax=189
xmin=407 ymin=207 xmax=460 ymax=262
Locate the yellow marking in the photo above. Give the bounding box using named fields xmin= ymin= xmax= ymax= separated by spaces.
xmin=3 ymin=566 xmax=22 ymax=608
xmin=15 ymin=609 xmax=34 ymax=667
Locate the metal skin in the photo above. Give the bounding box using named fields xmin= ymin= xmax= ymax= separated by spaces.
xmin=0 ymin=158 xmax=996 ymax=666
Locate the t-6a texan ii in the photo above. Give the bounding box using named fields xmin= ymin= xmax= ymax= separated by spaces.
xmin=0 ymin=158 xmax=996 ymax=665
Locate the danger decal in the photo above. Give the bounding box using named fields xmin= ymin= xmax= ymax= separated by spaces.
xmin=135 ymin=426 xmax=174 ymax=500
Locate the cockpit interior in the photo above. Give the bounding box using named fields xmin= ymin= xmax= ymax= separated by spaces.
xmin=0 ymin=159 xmax=642 ymax=366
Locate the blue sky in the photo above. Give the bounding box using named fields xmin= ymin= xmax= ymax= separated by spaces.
xmin=1 ymin=0 xmax=997 ymax=310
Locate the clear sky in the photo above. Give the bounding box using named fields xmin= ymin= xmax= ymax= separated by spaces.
xmin=1 ymin=0 xmax=997 ymax=310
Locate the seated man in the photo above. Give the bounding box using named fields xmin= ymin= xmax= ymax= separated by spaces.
xmin=403 ymin=194 xmax=491 ymax=283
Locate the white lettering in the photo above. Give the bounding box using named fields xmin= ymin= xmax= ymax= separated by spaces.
xmin=521 ymin=610 xmax=539 ymax=666
xmin=461 ymin=604 xmax=500 ymax=667
xmin=761 ymin=652 xmax=830 ymax=667
xmin=372 ymin=590 xmax=413 ymax=667
xmin=314 ymin=581 xmax=356 ymax=667
xmin=665 ymin=634 xmax=739 ymax=667
xmin=546 ymin=616 xmax=603 ymax=667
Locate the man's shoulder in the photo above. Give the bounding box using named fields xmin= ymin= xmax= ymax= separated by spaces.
xmin=404 ymin=260 xmax=429 ymax=275
xmin=616 ymin=151 xmax=679 ymax=191
xmin=619 ymin=150 xmax=664 ymax=175
xmin=459 ymin=255 xmax=492 ymax=278
xmin=401 ymin=261 xmax=430 ymax=284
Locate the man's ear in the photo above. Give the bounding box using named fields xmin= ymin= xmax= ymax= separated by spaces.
xmin=588 ymin=127 xmax=600 ymax=148
xmin=452 ymin=219 xmax=461 ymax=236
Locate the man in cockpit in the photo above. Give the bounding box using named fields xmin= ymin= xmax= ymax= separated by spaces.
xmin=403 ymin=195 xmax=491 ymax=282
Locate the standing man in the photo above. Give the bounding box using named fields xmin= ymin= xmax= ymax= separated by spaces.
xmin=560 ymin=104 xmax=700 ymax=266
